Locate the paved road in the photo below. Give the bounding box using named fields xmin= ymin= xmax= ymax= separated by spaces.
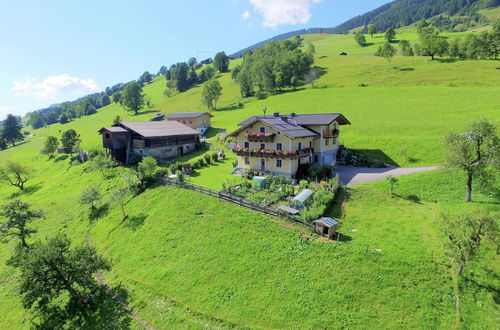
xmin=335 ymin=165 xmax=442 ymax=185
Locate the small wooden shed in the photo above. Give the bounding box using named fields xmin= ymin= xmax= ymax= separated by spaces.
xmin=313 ymin=217 xmax=338 ymax=239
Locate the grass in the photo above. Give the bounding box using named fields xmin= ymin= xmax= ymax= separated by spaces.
xmin=0 ymin=29 xmax=499 ymax=328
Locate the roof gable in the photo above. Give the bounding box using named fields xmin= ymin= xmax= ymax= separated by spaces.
xmin=165 ymin=112 xmax=213 ymax=119
xmin=117 ymin=121 xmax=199 ymax=138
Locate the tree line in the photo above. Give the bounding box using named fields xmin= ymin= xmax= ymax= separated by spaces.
xmin=231 ymin=36 xmax=315 ymax=98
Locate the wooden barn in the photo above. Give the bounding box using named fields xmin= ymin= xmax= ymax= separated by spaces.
xmin=99 ymin=121 xmax=200 ymax=164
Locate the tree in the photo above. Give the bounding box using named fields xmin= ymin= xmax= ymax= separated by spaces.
xmin=124 ymin=156 xmax=158 ymax=194
xmin=0 ymin=199 xmax=43 ymax=248
xmin=354 ymin=31 xmax=366 ymax=46
xmin=157 ymin=65 xmax=167 ymax=76
xmin=304 ymin=67 xmax=320 ymax=88
xmin=0 ymin=137 xmax=6 ymax=150
xmin=420 ymin=26 xmax=448 ymax=60
xmin=416 ymin=19 xmax=430 ymax=35
xmin=171 ymin=62 xmax=190 ymax=92
xmin=61 ymin=129 xmax=81 ymax=154
xmin=112 ymin=92 xmax=122 ymax=104
xmin=2 ymin=114 xmax=24 ymax=146
xmin=375 ymin=43 xmax=397 ymax=62
xmin=444 ymin=120 xmax=499 ymax=202
xmin=79 ymin=186 xmax=101 ymax=213
xmin=111 ymin=185 xmax=129 ymax=221
xmin=448 ymin=38 xmax=462 ymax=59
xmin=112 ymin=115 xmax=121 ymax=126
xmin=41 ymin=136 xmax=59 ymax=159
xmin=121 ymin=81 xmax=144 ymax=114
xmin=18 ymin=234 xmax=110 ymax=322
xmin=89 ymin=154 xmax=116 ymax=176
xmin=187 ymin=57 xmax=197 ymax=67
xmin=386 ymin=175 xmax=398 ymax=197
xmin=213 ymin=51 xmax=229 ymax=73
xmin=384 ymin=28 xmax=396 ymax=42
xmin=368 ymin=24 xmax=377 ymax=38
xmin=201 ymin=79 xmax=223 ymax=110
xmin=0 ymin=161 xmax=31 ymax=191
xmin=138 ymin=71 xmax=152 ymax=85
xmin=59 ymin=113 xmax=69 ymax=124
xmin=399 ymin=40 xmax=414 ymax=56
xmin=101 ymin=94 xmax=111 ymax=107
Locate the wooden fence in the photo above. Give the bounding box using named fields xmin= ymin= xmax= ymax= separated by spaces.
xmin=158 ymin=178 xmax=312 ymax=229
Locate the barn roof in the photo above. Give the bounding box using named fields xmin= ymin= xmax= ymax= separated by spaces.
xmin=117 ymin=121 xmax=199 ymax=138
xmin=313 ymin=217 xmax=338 ymax=227
xmin=165 ymin=112 xmax=213 ymax=119
xmin=98 ymin=126 xmax=127 ymax=133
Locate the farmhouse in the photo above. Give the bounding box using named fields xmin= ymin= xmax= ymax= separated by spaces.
xmin=229 ymin=112 xmax=350 ymax=177
xmin=165 ymin=112 xmax=213 ymax=134
xmin=98 ymin=121 xmax=200 ymax=164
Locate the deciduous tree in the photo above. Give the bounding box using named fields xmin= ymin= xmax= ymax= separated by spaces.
xmin=0 ymin=161 xmax=31 ymax=191
xmin=79 ymin=186 xmax=101 ymax=212
xmin=121 ymin=81 xmax=144 ymax=114
xmin=61 ymin=129 xmax=81 ymax=154
xmin=201 ymin=79 xmax=223 ymax=110
xmin=41 ymin=136 xmax=59 ymax=159
xmin=368 ymin=24 xmax=377 ymax=38
xmin=354 ymin=31 xmax=366 ymax=46
xmin=384 ymin=28 xmax=396 ymax=42
xmin=0 ymin=199 xmax=43 ymax=248
xmin=213 ymin=51 xmax=229 ymax=73
xmin=444 ymin=120 xmax=498 ymax=202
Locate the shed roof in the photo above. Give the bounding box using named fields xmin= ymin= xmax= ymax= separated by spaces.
xmin=292 ymin=189 xmax=314 ymax=203
xmin=118 ymin=121 xmax=199 ymax=138
xmin=278 ymin=205 xmax=300 ymax=215
xmin=98 ymin=126 xmax=128 ymax=133
xmin=165 ymin=112 xmax=213 ymax=119
xmin=313 ymin=217 xmax=338 ymax=227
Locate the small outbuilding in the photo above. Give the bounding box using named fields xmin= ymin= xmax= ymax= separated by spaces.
xmin=339 ymin=52 xmax=348 ymax=56
xmin=313 ymin=217 xmax=338 ymax=239
xmin=291 ymin=189 xmax=314 ymax=209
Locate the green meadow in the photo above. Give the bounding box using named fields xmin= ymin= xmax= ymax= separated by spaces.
xmin=0 ymin=28 xmax=499 ymax=328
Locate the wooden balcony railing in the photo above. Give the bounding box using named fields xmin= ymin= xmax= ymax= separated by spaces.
xmin=245 ymin=132 xmax=276 ymax=142
xmin=233 ymin=147 xmax=313 ymax=159
xmin=323 ymin=128 xmax=339 ymax=138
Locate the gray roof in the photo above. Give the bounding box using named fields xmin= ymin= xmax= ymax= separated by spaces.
xmin=118 ymin=121 xmax=199 ymax=138
xmin=230 ymin=116 xmax=318 ymax=139
xmin=165 ymin=112 xmax=212 ymax=119
xmin=99 ymin=126 xmax=127 ymax=133
xmin=238 ymin=113 xmax=350 ymax=127
xmin=313 ymin=217 xmax=338 ymax=227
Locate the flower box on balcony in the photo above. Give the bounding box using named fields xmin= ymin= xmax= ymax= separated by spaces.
xmin=233 ymin=146 xmax=313 ymax=159
xmin=246 ymin=132 xmax=276 ymax=142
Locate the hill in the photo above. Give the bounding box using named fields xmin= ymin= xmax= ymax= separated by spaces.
xmin=0 ymin=29 xmax=499 ymax=328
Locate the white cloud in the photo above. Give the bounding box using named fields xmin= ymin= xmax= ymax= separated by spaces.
xmin=247 ymin=0 xmax=322 ymax=27
xmin=241 ymin=11 xmax=251 ymax=20
xmin=11 ymin=74 xmax=99 ymax=100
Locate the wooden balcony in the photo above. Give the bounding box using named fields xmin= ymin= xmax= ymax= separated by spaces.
xmin=233 ymin=147 xmax=313 ymax=159
xmin=245 ymin=132 xmax=276 ymax=142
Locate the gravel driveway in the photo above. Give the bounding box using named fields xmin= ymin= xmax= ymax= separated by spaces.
xmin=335 ymin=165 xmax=442 ymax=185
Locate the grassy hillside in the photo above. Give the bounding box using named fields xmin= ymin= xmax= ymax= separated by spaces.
xmin=0 ymin=29 xmax=499 ymax=328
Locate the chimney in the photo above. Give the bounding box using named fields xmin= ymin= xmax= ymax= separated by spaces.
xmin=273 ymin=112 xmax=280 ymax=117
xmin=291 ymin=112 xmax=296 ymax=117
xmin=281 ymin=116 xmax=288 ymax=123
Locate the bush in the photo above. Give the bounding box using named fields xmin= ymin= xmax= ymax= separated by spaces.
xmin=169 ymin=162 xmax=184 ymax=173
xmin=299 ymin=180 xmax=309 ymax=190
xmin=255 ymin=90 xmax=268 ymax=100
xmin=176 ymin=170 xmax=184 ymax=182
xmin=211 ymin=152 xmax=218 ymax=162
xmin=204 ymin=153 xmax=212 ymax=165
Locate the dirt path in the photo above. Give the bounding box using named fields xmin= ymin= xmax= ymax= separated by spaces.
xmin=335 ymin=165 xmax=442 ymax=185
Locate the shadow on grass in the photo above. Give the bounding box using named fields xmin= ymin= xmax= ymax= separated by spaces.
xmin=54 ymin=154 xmax=69 ymax=162
xmin=90 ymin=203 xmax=110 ymax=221
xmin=203 ymin=127 xmax=224 ymax=138
xmin=395 ymin=194 xmax=422 ymax=204
xmin=435 ymin=58 xmax=460 ymax=63
xmin=10 ymin=183 xmax=43 ymax=198
xmin=215 ymin=103 xmax=244 ymax=112
xmin=125 ymin=213 xmax=148 ymax=231
xmin=35 ymin=286 xmax=132 ymax=329
xmin=352 ymin=148 xmax=400 ymax=166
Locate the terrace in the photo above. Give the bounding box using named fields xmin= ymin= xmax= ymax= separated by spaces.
xmin=245 ymin=132 xmax=276 ymax=142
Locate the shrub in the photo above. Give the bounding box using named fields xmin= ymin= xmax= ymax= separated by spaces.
xmin=204 ymin=153 xmax=212 ymax=165
xmin=255 ymin=90 xmax=268 ymax=100
xmin=176 ymin=170 xmax=185 ymax=182
xmin=211 ymin=152 xmax=218 ymax=162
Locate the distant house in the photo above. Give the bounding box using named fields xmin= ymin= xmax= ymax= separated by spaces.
xmin=98 ymin=121 xmax=200 ymax=164
xmin=165 ymin=112 xmax=213 ymax=135
xmin=339 ymin=52 xmax=348 ymax=56
xmin=228 ymin=112 xmax=350 ymax=177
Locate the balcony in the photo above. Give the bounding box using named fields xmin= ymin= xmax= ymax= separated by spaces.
xmin=233 ymin=147 xmax=313 ymax=159
xmin=245 ymin=132 xmax=276 ymax=142
xmin=323 ymin=128 xmax=339 ymax=138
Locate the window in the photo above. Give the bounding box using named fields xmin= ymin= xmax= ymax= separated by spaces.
xmin=325 ymin=138 xmax=330 ymax=146
xmin=245 ymin=157 xmax=250 ymax=165
xmin=276 ymin=159 xmax=282 ymax=168
xmin=189 ymin=120 xmax=192 ymax=124
xmin=333 ymin=137 xmax=337 ymax=145
xmin=260 ymin=143 xmax=265 ymax=150
xmin=244 ymin=141 xmax=249 ymax=148
xmin=309 ymin=156 xmax=312 ymax=163
xmin=309 ymin=141 xmax=313 ymax=148
xmin=276 ymin=143 xmax=282 ymax=150
xmin=105 ymin=133 xmax=110 ymax=138
xmin=298 ymin=142 xmax=302 ymax=150
xmin=259 ymin=127 xmax=265 ymax=133
xmin=314 ymin=155 xmax=319 ymax=163
xmin=183 ymin=120 xmax=186 ymax=124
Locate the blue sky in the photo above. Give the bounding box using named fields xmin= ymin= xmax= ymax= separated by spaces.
xmin=0 ymin=0 xmax=388 ymax=118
